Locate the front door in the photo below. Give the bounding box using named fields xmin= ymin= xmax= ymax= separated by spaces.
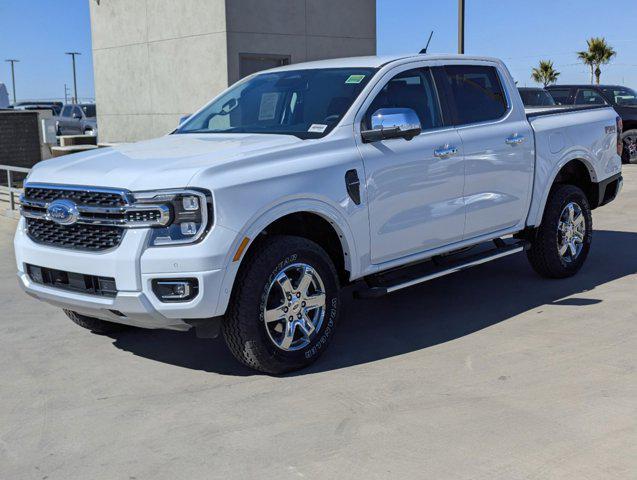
xmin=356 ymin=67 xmax=466 ymax=264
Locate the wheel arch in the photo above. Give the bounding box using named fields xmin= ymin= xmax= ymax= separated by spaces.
xmin=527 ymin=156 xmax=598 ymax=227
xmin=214 ymin=200 xmax=360 ymax=317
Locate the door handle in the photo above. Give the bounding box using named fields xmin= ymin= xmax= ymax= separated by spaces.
xmin=434 ymin=145 xmax=459 ymax=158
xmin=505 ymin=134 xmax=526 ymax=146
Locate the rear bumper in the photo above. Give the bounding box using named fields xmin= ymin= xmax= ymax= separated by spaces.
xmin=594 ymin=173 xmax=623 ymax=208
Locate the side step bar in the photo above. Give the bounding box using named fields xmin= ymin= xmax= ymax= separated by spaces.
xmin=356 ymin=239 xmax=530 ymax=298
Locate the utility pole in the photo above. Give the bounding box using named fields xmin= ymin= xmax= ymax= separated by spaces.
xmin=64 ymin=83 xmax=70 ymax=104
xmin=65 ymin=52 xmax=81 ymax=103
xmin=458 ymin=0 xmax=465 ymax=54
xmin=5 ymin=59 xmax=19 ymax=104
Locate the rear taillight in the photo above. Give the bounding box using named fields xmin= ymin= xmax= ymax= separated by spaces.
xmin=617 ymin=116 xmax=623 ymax=156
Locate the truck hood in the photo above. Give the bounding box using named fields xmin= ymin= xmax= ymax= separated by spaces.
xmin=27 ymin=133 xmax=303 ymax=191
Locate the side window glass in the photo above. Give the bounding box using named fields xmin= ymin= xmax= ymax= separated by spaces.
xmin=442 ymin=65 xmax=507 ymax=125
xmin=364 ymin=68 xmax=442 ymax=131
xmin=73 ymin=107 xmax=83 ymax=118
xmin=574 ymin=89 xmax=606 ymax=105
xmin=548 ymin=89 xmax=571 ymax=105
xmin=61 ymin=106 xmax=72 ymax=117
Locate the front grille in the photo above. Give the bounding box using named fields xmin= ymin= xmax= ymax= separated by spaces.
xmin=26 ymin=264 xmax=117 ymax=297
xmin=24 ymin=186 xmax=126 ymax=207
xmin=26 ymin=218 xmax=124 ymax=251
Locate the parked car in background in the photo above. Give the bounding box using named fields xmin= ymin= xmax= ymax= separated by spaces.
xmin=56 ymin=103 xmax=97 ymax=137
xmin=546 ymin=84 xmax=637 ymax=163
xmin=518 ymin=87 xmax=556 ymax=107
xmin=13 ymin=101 xmax=62 ymax=116
xmin=15 ymin=54 xmax=623 ymax=373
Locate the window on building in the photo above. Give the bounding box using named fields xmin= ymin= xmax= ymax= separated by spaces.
xmin=239 ymin=54 xmax=291 ymax=79
xmin=441 ymin=65 xmax=508 ymax=125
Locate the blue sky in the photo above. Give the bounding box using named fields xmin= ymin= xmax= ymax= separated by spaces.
xmin=1 ymin=0 xmax=636 ymax=102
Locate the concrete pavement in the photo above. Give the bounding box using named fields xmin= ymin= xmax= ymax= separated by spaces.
xmin=1 ymin=167 xmax=636 ymax=479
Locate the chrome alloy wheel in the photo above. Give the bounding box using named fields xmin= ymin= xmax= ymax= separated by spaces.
xmin=557 ymin=202 xmax=586 ymax=263
xmin=263 ymin=263 xmax=326 ymax=352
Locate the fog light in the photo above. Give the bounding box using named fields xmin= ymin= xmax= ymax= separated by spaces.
xmin=180 ymin=222 xmax=197 ymax=236
xmin=152 ymin=278 xmax=198 ymax=302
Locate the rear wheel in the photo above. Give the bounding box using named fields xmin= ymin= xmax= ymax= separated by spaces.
xmin=621 ymin=129 xmax=637 ymax=164
xmin=64 ymin=309 xmax=131 ymax=334
xmin=526 ymin=184 xmax=592 ymax=278
xmin=222 ymin=235 xmax=341 ymax=374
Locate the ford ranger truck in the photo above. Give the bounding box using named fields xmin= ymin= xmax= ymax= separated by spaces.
xmin=15 ymin=55 xmax=623 ymax=374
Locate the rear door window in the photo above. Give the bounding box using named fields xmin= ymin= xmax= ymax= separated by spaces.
xmin=548 ymin=88 xmax=572 ymax=105
xmin=574 ymin=89 xmax=607 ymax=105
xmin=440 ymin=65 xmax=508 ymax=125
xmin=61 ymin=106 xmax=73 ymax=117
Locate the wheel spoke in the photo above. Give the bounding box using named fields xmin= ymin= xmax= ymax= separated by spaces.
xmin=296 ymin=266 xmax=314 ymax=297
xmin=304 ymin=292 xmax=326 ymax=310
xmin=568 ymin=241 xmax=578 ymax=257
xmin=568 ymin=204 xmax=575 ymax=222
xmin=276 ymin=272 xmax=294 ymax=297
xmin=298 ymin=312 xmax=316 ymax=338
xmin=280 ymin=320 xmax=296 ymax=350
xmin=573 ymin=213 xmax=585 ymax=228
xmin=264 ymin=305 xmax=287 ymax=323
xmin=573 ymin=231 xmax=584 ymax=242
xmin=558 ymin=242 xmax=569 ymax=256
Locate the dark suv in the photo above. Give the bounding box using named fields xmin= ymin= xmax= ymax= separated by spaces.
xmin=546 ymin=84 xmax=637 ymax=163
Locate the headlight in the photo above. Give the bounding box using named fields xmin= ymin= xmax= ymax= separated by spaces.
xmin=132 ymin=189 xmax=212 ymax=246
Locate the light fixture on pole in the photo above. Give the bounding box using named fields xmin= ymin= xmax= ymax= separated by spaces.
xmin=65 ymin=52 xmax=81 ymax=103
xmin=5 ymin=59 xmax=19 ymax=104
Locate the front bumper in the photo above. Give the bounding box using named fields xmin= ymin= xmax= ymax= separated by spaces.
xmin=14 ymin=218 xmax=237 ymax=330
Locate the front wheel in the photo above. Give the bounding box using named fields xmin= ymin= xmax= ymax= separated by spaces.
xmin=222 ymin=235 xmax=341 ymax=374
xmin=526 ymin=184 xmax=593 ymax=278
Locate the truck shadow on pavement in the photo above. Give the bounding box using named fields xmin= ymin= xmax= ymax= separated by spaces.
xmin=108 ymin=230 xmax=637 ymax=376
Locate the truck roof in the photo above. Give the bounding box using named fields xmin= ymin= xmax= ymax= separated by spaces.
xmin=267 ymin=54 xmax=504 ymax=72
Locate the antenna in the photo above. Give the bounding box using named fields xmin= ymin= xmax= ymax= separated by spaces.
xmin=420 ymin=31 xmax=434 ymax=54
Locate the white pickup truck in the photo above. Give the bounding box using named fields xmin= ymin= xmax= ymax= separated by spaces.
xmin=15 ymin=54 xmax=623 ymax=373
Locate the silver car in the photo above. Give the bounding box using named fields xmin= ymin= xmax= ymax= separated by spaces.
xmin=56 ymin=104 xmax=97 ymax=136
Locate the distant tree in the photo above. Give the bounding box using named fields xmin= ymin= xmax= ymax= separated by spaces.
xmin=577 ymin=37 xmax=616 ymax=85
xmin=531 ymin=60 xmax=560 ymax=87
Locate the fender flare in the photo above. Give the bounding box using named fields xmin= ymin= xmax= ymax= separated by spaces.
xmin=213 ymin=198 xmax=360 ymax=317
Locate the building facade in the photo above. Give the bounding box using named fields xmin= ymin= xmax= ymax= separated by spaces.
xmin=89 ymin=0 xmax=377 ymax=143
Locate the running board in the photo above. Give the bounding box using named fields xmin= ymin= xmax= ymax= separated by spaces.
xmin=355 ymin=239 xmax=530 ymax=298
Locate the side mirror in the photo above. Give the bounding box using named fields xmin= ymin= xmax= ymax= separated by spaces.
xmin=178 ymin=114 xmax=191 ymax=126
xmin=72 ymin=112 xmax=81 ymax=119
xmin=361 ymin=108 xmax=422 ymax=143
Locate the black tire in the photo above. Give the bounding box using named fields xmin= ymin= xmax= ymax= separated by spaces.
xmin=222 ymin=235 xmax=341 ymax=374
xmin=621 ymin=129 xmax=637 ymax=164
xmin=526 ymin=184 xmax=592 ymax=279
xmin=64 ymin=309 xmax=132 ymax=334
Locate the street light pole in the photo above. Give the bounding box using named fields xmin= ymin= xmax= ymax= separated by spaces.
xmin=65 ymin=52 xmax=81 ymax=103
xmin=458 ymin=0 xmax=465 ymax=54
xmin=5 ymin=59 xmax=19 ymax=104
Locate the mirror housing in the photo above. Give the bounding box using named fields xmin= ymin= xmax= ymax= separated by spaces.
xmin=361 ymin=108 xmax=422 ymax=143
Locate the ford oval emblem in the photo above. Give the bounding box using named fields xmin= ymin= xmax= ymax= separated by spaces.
xmin=46 ymin=199 xmax=79 ymax=226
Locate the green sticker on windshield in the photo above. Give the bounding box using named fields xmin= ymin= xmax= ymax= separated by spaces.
xmin=345 ymin=74 xmax=366 ymax=84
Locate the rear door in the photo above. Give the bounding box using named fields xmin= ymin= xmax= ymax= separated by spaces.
xmin=438 ymin=63 xmax=534 ymax=239
xmin=356 ymin=65 xmax=465 ymax=264
xmin=58 ymin=105 xmax=74 ymax=134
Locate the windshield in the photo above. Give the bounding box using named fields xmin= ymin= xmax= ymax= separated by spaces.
xmin=176 ymin=68 xmax=376 ymax=139
xmin=81 ymin=104 xmax=96 ymax=117
xmin=600 ymin=87 xmax=637 ymax=106
xmin=519 ymin=89 xmax=556 ymax=107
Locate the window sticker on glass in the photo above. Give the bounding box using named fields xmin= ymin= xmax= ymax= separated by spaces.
xmin=308 ymin=124 xmax=328 ymax=133
xmin=258 ymin=92 xmax=280 ymax=120
xmin=345 ymin=74 xmax=366 ymax=84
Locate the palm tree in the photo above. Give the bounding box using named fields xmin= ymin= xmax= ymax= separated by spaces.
xmin=531 ymin=60 xmax=560 ymax=87
xmin=577 ymin=37 xmax=616 ymax=85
